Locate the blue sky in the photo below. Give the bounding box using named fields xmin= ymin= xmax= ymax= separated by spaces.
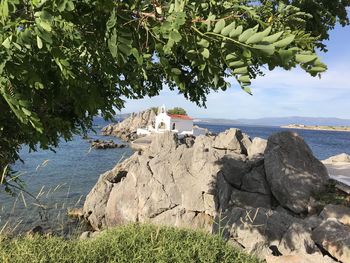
xmin=122 ymin=25 xmax=350 ymax=119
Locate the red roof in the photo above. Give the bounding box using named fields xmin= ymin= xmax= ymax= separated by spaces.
xmin=167 ymin=114 xmax=193 ymax=120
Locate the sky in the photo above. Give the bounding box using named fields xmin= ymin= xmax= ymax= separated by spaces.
xmin=121 ymin=25 xmax=350 ymax=119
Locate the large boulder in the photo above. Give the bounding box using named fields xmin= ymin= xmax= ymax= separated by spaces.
xmin=312 ymin=220 xmax=350 ymax=263
xmin=212 ymin=128 xmax=251 ymax=154
xmin=264 ymin=131 xmax=329 ymax=214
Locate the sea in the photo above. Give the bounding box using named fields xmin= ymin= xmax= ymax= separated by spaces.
xmin=1 ymin=118 xmax=349 ymax=235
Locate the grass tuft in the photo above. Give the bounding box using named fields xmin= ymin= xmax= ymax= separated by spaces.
xmin=315 ymin=181 xmax=350 ymax=208
xmin=0 ymin=223 xmax=261 ymax=263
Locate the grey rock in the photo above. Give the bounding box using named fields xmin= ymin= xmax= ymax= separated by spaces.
xmin=320 ymin=204 xmax=350 ymax=227
xmin=265 ymin=253 xmax=336 ymax=263
xmin=149 ymin=131 xmax=178 ymax=155
xmin=312 ymin=219 xmax=350 ymax=263
xmin=241 ymin=165 xmax=270 ymax=195
xmin=303 ymin=215 xmax=323 ymax=230
xmin=247 ymin=137 xmax=267 ymax=158
xmin=279 ymin=222 xmax=319 ymax=255
xmin=229 ymin=188 xmax=271 ymax=209
xmin=213 ymin=128 xmax=251 ymax=154
xmin=83 ymin=173 xmax=113 ymax=230
xmin=218 ymin=153 xmax=250 ymax=188
xmin=264 ymin=131 xmax=329 ymax=214
xmin=214 ymin=207 xmax=297 ymax=259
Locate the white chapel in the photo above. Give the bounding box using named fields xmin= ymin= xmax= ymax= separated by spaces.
xmin=137 ymin=105 xmax=205 ymax=137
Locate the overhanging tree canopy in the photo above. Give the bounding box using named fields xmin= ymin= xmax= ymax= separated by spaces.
xmin=0 ymin=0 xmax=349 ymax=192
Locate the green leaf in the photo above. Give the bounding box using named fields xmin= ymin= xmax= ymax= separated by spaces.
xmin=221 ymin=22 xmax=235 ymax=36
xmin=253 ymin=44 xmax=275 ymax=55
xmin=213 ymin=19 xmax=225 ymax=34
xmin=201 ymin=48 xmax=210 ymax=59
xmin=308 ymin=66 xmax=327 ymax=73
xmin=171 ymin=68 xmax=182 ymax=75
xmin=107 ymin=9 xmax=116 ymax=29
xmin=2 ymin=37 xmax=11 ymax=49
xmin=238 ymin=75 xmax=251 ymax=83
xmin=242 ymin=86 xmax=252 ymax=95
xmin=262 ymin=32 xmax=283 ymax=43
xmin=22 ymin=108 xmax=32 ymax=117
xmin=198 ymin=39 xmax=209 ymax=48
xmin=34 ymin=82 xmax=44 ymax=90
xmin=260 ymin=27 xmax=272 ymax=38
xmin=119 ymin=44 xmax=131 ymax=56
xmin=225 ymin=54 xmax=238 ymax=61
xmin=278 ymin=50 xmax=294 ymax=64
xmin=36 ymin=36 xmax=43 ymax=49
xmin=1 ymin=0 xmax=9 ymax=20
xmin=242 ymin=49 xmax=251 ymax=58
xmin=229 ymin=25 xmax=243 ymax=38
xmin=246 ymin=32 xmax=265 ymax=44
xmin=295 ymin=54 xmax=317 ymax=64
xmin=66 ymin=1 xmax=75 ymax=11
xmin=239 ymin=28 xmax=255 ymax=43
xmin=169 ymin=31 xmax=182 ymax=43
xmin=274 ymin=35 xmax=295 ymax=48
xmin=228 ymin=60 xmax=245 ymax=67
xmin=38 ymin=20 xmax=52 ymax=32
xmin=233 ymin=67 xmax=248 ymax=74
xmin=18 ymin=100 xmax=30 ymax=107
xmin=13 ymin=42 xmax=21 ymax=51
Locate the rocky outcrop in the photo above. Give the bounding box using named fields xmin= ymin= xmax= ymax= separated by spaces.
xmin=84 ymin=129 xmax=345 ymax=262
xmin=90 ymin=139 xmax=127 ymax=149
xmin=264 ymin=131 xmax=329 ymax=214
xmin=323 ymin=153 xmax=350 ymax=163
xmin=101 ymin=109 xmax=157 ymax=141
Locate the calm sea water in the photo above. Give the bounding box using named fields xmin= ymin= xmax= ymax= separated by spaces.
xmin=0 ymin=119 xmax=349 ymax=234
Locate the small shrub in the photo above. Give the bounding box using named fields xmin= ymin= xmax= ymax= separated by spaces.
xmin=167 ymin=107 xmax=187 ymax=116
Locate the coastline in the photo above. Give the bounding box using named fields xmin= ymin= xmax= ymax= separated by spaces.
xmin=281 ymin=124 xmax=350 ymax=132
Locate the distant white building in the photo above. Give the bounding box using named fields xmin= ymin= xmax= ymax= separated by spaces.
xmin=137 ymin=105 xmax=206 ymax=137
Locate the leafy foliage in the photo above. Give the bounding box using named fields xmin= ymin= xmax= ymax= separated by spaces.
xmin=0 ymin=0 xmax=348 ymax=192
xmin=167 ymin=107 xmax=187 ymax=115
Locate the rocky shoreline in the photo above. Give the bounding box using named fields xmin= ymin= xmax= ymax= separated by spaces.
xmin=282 ymin=124 xmax=350 ymax=132
xmin=101 ymin=109 xmax=157 ymax=142
xmin=82 ymin=128 xmax=350 ymax=263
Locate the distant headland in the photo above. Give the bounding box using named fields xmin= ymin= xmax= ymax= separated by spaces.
xmin=281 ymin=124 xmax=350 ymax=132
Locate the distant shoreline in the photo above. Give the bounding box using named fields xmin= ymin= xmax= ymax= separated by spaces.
xmin=281 ymin=124 xmax=350 ymax=132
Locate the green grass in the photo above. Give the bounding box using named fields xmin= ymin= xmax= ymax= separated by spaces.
xmin=315 ymin=181 xmax=350 ymax=208
xmin=0 ymin=223 xmax=260 ymax=263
